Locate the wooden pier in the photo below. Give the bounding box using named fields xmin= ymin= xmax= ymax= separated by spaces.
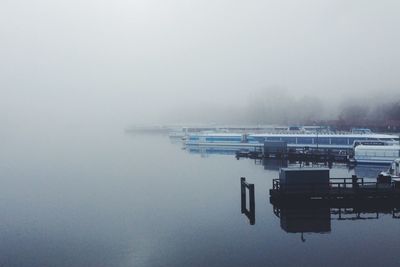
xmin=270 ymin=176 xmax=400 ymax=203
xmin=236 ymin=148 xmax=350 ymax=163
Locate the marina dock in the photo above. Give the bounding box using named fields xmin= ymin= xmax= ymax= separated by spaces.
xmin=269 ymin=168 xmax=400 ymax=203
xmin=270 ymin=177 xmax=400 ymax=202
xmin=236 ymin=147 xmax=350 ymax=163
xmin=183 ymin=130 xmax=400 ymax=164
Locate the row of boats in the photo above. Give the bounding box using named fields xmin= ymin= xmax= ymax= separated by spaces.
xmin=170 ymin=126 xmax=400 ymax=165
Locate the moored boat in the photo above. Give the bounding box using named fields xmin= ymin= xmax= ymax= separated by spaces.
xmin=185 ymin=131 xmax=399 ymax=150
xmin=354 ymin=145 xmax=400 ymax=164
xmin=380 ymin=158 xmax=400 ymax=178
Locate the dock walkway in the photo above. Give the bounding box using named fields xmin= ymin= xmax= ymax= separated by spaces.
xmin=270 ymin=177 xmax=400 ymax=202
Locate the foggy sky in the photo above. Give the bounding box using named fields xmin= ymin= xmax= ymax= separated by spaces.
xmin=1 ymin=0 xmax=400 ymax=129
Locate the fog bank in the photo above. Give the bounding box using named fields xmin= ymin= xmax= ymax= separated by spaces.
xmin=1 ymin=0 xmax=399 ymax=130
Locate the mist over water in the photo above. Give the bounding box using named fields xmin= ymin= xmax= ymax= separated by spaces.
xmin=1 ymin=0 xmax=400 ymax=266
xmin=1 ymin=0 xmax=400 ymax=127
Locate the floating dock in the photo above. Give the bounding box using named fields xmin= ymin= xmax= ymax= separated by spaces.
xmin=269 ymin=168 xmax=400 ymax=203
xmin=236 ymin=148 xmax=350 ymax=162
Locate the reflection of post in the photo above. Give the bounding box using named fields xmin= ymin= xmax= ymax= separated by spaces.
xmin=352 ymin=175 xmax=358 ymax=190
xmin=240 ymin=177 xmax=255 ymax=225
xmin=249 ymin=183 xmax=255 ymax=224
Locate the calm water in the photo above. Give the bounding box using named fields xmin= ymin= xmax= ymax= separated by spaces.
xmin=1 ymin=130 xmax=399 ymax=266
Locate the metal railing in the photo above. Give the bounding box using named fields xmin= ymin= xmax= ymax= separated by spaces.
xmin=271 ymin=177 xmax=399 ymax=195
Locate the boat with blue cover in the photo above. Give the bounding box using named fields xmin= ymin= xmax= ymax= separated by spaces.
xmin=185 ymin=132 xmax=399 ymax=150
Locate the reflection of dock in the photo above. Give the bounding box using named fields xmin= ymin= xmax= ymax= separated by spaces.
xmin=239 ymin=172 xmax=400 ymax=242
xmin=235 ymin=144 xmax=350 ymax=163
xmin=238 ymin=176 xmax=400 ymax=243
xmin=272 ymin=201 xmax=400 ymax=240
xmin=273 ymin=200 xmax=400 ymax=218
xmin=268 ymin=168 xmax=400 ymax=240
xmin=274 ymin=206 xmax=331 ymax=234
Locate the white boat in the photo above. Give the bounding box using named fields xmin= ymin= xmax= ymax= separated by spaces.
xmin=354 ymin=145 xmax=400 ymax=164
xmin=379 ymin=158 xmax=400 ymax=178
xmin=185 ymin=131 xmax=399 ymax=150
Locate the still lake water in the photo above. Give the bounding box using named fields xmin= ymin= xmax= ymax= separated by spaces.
xmin=1 ymin=130 xmax=400 ymax=267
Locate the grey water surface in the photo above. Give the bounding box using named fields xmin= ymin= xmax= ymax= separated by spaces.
xmin=0 ymin=131 xmax=399 ymax=267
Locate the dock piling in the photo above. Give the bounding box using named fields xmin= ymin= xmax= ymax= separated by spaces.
xmin=240 ymin=177 xmax=255 ymax=225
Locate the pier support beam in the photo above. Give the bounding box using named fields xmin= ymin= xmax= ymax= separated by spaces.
xmin=241 ymin=177 xmax=255 ymax=225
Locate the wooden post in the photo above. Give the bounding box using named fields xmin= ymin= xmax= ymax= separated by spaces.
xmin=352 ymin=175 xmax=358 ymax=190
xmin=241 ymin=177 xmax=246 ymax=213
xmin=240 ymin=177 xmax=255 ymax=225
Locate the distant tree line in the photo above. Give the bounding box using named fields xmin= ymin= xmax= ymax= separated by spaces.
xmin=332 ymin=100 xmax=400 ymax=131
xmin=167 ymin=89 xmax=400 ymax=132
xmin=243 ymin=91 xmax=400 ymax=132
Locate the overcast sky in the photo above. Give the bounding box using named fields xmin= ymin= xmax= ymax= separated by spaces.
xmin=1 ymin=0 xmax=400 ymax=129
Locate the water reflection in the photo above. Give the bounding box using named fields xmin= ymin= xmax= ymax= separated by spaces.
xmin=349 ymin=164 xmax=390 ymax=179
xmin=272 ymin=202 xmax=400 ymax=242
xmin=184 ymin=145 xmax=390 ymax=179
xmin=239 ymin=176 xmax=400 ymax=243
xmin=261 ymin=158 xmax=288 ymax=170
xmin=185 ymin=146 xmax=237 ymax=157
xmin=274 ymin=206 xmax=331 ymax=241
